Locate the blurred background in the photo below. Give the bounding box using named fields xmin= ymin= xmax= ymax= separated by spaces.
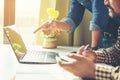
xmin=0 ymin=0 xmax=92 ymax=47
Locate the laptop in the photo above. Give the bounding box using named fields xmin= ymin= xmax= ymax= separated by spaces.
xmin=4 ymin=25 xmax=59 ymax=64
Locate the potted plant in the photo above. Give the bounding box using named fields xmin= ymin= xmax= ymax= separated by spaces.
xmin=37 ymin=8 xmax=60 ymax=48
xmin=42 ymin=30 xmax=60 ymax=48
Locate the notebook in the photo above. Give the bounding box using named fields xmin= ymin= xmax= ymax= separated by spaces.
xmin=4 ymin=25 xmax=59 ymax=64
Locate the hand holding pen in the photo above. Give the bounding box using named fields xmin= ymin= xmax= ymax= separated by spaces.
xmin=82 ymin=44 xmax=96 ymax=62
xmin=84 ymin=44 xmax=92 ymax=52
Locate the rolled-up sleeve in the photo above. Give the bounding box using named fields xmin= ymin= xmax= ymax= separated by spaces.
xmin=62 ymin=0 xmax=85 ymax=33
xmin=62 ymin=18 xmax=76 ymax=33
xmin=90 ymin=22 xmax=101 ymax=31
xmin=90 ymin=0 xmax=109 ymax=31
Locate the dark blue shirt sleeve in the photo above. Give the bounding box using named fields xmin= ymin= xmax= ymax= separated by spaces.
xmin=63 ymin=0 xmax=110 ymax=32
xmin=90 ymin=0 xmax=109 ymax=31
xmin=62 ymin=0 xmax=85 ymax=32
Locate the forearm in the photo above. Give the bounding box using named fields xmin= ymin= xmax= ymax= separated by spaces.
xmin=91 ymin=31 xmax=101 ymax=48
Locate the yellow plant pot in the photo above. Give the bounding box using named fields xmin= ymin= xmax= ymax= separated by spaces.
xmin=42 ymin=38 xmax=57 ymax=49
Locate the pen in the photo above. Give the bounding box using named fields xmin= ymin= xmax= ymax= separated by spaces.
xmin=84 ymin=44 xmax=92 ymax=52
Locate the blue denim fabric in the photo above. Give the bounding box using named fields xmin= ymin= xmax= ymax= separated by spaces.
xmin=98 ymin=36 xmax=117 ymax=48
xmin=62 ymin=0 xmax=110 ymax=32
xmin=62 ymin=0 xmax=120 ymax=48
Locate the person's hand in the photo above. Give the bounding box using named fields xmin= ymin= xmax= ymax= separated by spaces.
xmin=57 ymin=54 xmax=95 ymax=78
xmin=33 ymin=20 xmax=59 ymax=35
xmin=77 ymin=45 xmax=97 ymax=62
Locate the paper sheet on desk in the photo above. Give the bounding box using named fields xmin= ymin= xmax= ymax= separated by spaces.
xmin=16 ymin=64 xmax=82 ymax=80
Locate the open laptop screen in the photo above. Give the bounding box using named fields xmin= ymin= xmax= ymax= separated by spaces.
xmin=4 ymin=26 xmax=27 ymax=60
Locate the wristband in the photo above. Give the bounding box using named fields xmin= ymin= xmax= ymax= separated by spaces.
xmin=92 ymin=46 xmax=98 ymax=50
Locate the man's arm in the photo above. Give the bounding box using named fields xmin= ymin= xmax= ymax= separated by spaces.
xmin=91 ymin=31 xmax=101 ymax=49
xmin=89 ymin=0 xmax=109 ymax=49
xmin=95 ymin=64 xmax=120 ymax=80
xmin=95 ymin=47 xmax=120 ymax=66
xmin=62 ymin=0 xmax=85 ymax=33
xmin=94 ymin=27 xmax=120 ymax=66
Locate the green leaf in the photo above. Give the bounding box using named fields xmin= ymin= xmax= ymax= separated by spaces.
xmin=48 ymin=33 xmax=56 ymax=38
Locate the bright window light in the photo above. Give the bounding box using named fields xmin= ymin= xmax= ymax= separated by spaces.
xmin=15 ymin=0 xmax=40 ymax=27
xmin=15 ymin=0 xmax=41 ymax=45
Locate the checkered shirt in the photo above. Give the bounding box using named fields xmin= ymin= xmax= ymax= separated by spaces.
xmin=95 ymin=64 xmax=120 ymax=80
xmin=94 ymin=27 xmax=120 ymax=80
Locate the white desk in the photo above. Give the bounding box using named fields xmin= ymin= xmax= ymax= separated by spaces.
xmin=0 ymin=44 xmax=82 ymax=80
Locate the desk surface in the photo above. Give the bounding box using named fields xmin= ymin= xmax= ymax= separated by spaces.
xmin=0 ymin=44 xmax=82 ymax=80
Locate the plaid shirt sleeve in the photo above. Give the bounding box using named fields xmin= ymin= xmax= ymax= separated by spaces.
xmin=94 ymin=26 xmax=120 ymax=80
xmin=95 ymin=64 xmax=120 ymax=80
xmin=94 ymin=26 xmax=120 ymax=66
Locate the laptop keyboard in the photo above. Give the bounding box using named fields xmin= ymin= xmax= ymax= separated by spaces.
xmin=20 ymin=50 xmax=58 ymax=63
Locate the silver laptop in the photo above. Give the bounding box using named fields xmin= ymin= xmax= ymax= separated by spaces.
xmin=4 ymin=25 xmax=59 ymax=64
